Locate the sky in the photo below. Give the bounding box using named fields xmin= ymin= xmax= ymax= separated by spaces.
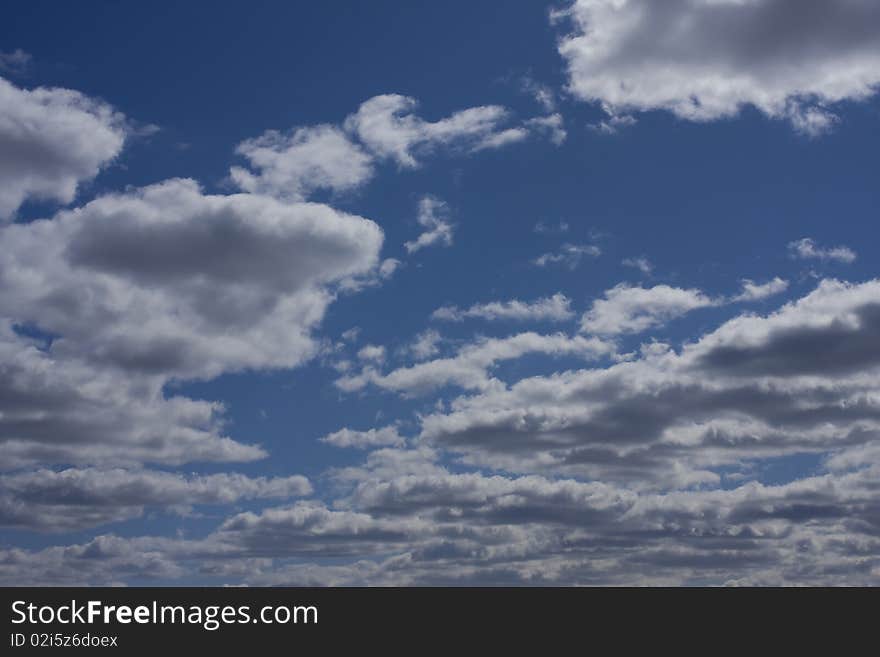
xmin=1 ymin=0 xmax=879 ymax=586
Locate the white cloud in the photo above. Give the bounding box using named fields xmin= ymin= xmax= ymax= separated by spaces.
xmin=788 ymin=237 xmax=857 ymax=263
xmin=0 ymin=76 xmax=127 ymax=218
xmin=421 ymin=279 xmax=880 ymax=486
xmin=621 ymin=256 xmax=653 ymax=274
xmin=408 ymin=329 xmax=442 ymax=361
xmin=404 ymin=195 xmax=454 ymax=253
xmin=557 ymin=0 xmax=880 ymax=134
xmin=344 ymin=94 xmax=513 ymax=167
xmin=320 ymin=426 xmax=406 ymax=449
xmin=336 ymin=331 xmax=614 ymax=396
xmin=357 ymin=344 xmax=386 ymax=363
xmin=230 ymin=124 xmax=373 ymax=200
xmin=0 ymin=179 xmax=384 ymax=469
xmin=732 ymin=277 xmax=789 ymax=302
xmin=581 ymin=283 xmax=716 ymax=335
xmin=532 ymin=243 xmax=601 ymax=268
xmin=0 ymin=178 xmax=383 ymax=381
xmin=432 ymin=293 xmax=574 ymax=323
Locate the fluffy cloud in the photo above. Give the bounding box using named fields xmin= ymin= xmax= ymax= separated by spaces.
xmin=580 ymin=284 xmax=716 ymax=335
xmin=0 ymin=178 xmax=383 ymax=381
xmin=732 ymin=278 xmax=789 ymax=302
xmin=229 ymin=95 xmax=561 ymax=203
xmin=357 ymin=344 xmax=387 ymax=363
xmin=408 ymin=329 xmax=442 ymax=361
xmin=230 ymin=125 xmax=373 ymax=200
xmin=0 ymin=76 xmax=127 ymax=218
xmin=0 ymin=178 xmax=384 ymax=470
xmin=404 ymin=195 xmax=454 ymax=253
xmin=557 ymin=0 xmax=880 ymax=134
xmin=321 ymin=427 xmax=407 ymax=450
xmin=0 ymin=468 xmax=312 ymax=532
xmin=432 ymin=293 xmax=574 ymax=323
xmin=0 ymin=323 xmax=263 ymax=470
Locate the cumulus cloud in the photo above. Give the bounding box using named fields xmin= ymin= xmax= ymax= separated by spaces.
xmin=432 ymin=293 xmax=574 ymax=323
xmin=732 ymin=277 xmax=789 ymax=302
xmin=0 ymin=323 xmax=263 ymax=470
xmin=0 ymin=178 xmax=384 ymax=469
xmin=320 ymin=426 xmax=406 ymax=449
xmin=581 ymin=284 xmax=716 ymax=335
xmin=230 ymin=125 xmax=373 ymax=200
xmin=0 ymin=76 xmax=127 ymax=218
xmin=0 ymin=178 xmax=383 ymax=381
xmin=532 ymin=243 xmax=601 ymax=268
xmin=404 ymin=195 xmax=454 ymax=253
xmin=788 ymin=237 xmax=857 ymax=263
xmin=557 ymin=0 xmax=880 ymax=134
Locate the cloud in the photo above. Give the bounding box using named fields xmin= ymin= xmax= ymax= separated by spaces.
xmin=0 ymin=76 xmax=127 ymax=218
xmin=524 ymin=114 xmax=567 ymax=145
xmin=9 ymin=460 xmax=880 ymax=584
xmin=336 ymin=331 xmax=614 ymax=396
xmin=432 ymin=293 xmax=574 ymax=323
xmin=557 ymin=0 xmax=880 ymax=134
xmin=532 ymin=243 xmax=601 ymax=268
xmin=520 ymin=75 xmax=557 ymax=112
xmin=0 ymin=468 xmax=312 ymax=532
xmin=580 ymin=284 xmax=716 ymax=335
xmin=320 ymin=426 xmax=406 ymax=449
xmin=0 ymin=178 xmax=383 ymax=381
xmin=0 ymin=323 xmax=263 ymax=470
xmin=534 ymin=220 xmax=569 ymax=234
xmin=345 ymin=94 xmax=511 ymax=167
xmin=357 ymin=344 xmax=387 ymax=363
xmin=419 ymin=279 xmax=880 ymax=489
xmin=0 ymin=50 xmax=31 ymax=76
xmin=732 ymin=277 xmax=789 ymax=302
xmin=230 ymin=125 xmax=373 ymax=200
xmin=788 ymin=237 xmax=857 ymax=263
xmin=228 ymin=94 xmax=561 ymax=204
xmin=404 ymin=195 xmax=454 ymax=253
xmin=0 ymin=179 xmax=384 ymax=469
xmin=408 ymin=329 xmax=442 ymax=360
xmin=621 ymin=256 xmax=653 ymax=275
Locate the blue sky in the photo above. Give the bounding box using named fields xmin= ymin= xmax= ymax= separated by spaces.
xmin=1 ymin=1 xmax=880 ymax=585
